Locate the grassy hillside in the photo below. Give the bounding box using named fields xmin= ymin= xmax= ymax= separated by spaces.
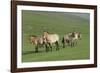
xmin=22 ymin=10 xmax=90 ymax=62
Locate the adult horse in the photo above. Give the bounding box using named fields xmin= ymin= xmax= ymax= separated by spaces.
xmin=30 ymin=35 xmax=47 ymax=52
xmin=73 ymin=32 xmax=81 ymax=40
xmin=42 ymin=31 xmax=60 ymax=51
xmin=62 ymin=32 xmax=81 ymax=47
xmin=62 ymin=33 xmax=73 ymax=48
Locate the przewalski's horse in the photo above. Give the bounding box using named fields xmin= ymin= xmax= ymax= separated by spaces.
xmin=71 ymin=32 xmax=81 ymax=45
xmin=62 ymin=32 xmax=81 ymax=47
xmin=73 ymin=32 xmax=81 ymax=40
xmin=42 ymin=31 xmax=60 ymax=51
xmin=30 ymin=35 xmax=47 ymax=52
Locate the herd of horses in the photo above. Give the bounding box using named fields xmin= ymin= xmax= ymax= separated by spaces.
xmin=30 ymin=31 xmax=81 ymax=53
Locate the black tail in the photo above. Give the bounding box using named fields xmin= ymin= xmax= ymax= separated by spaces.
xmin=62 ymin=37 xmax=64 ymax=44
xmin=62 ymin=37 xmax=65 ymax=48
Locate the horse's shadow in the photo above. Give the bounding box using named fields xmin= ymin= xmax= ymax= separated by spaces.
xmin=22 ymin=50 xmax=45 ymax=55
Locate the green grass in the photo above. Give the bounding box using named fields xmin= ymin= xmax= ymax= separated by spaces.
xmin=22 ymin=10 xmax=90 ymax=62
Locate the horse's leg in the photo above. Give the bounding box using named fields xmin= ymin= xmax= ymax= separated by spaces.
xmin=70 ymin=42 xmax=72 ymax=47
xmin=35 ymin=44 xmax=38 ymax=53
xmin=67 ymin=40 xmax=70 ymax=46
xmin=70 ymin=41 xmax=73 ymax=47
xmin=45 ymin=43 xmax=49 ymax=52
xmin=72 ymin=41 xmax=75 ymax=47
xmin=55 ymin=41 xmax=59 ymax=51
xmin=62 ymin=38 xmax=65 ymax=48
xmin=48 ymin=43 xmax=52 ymax=51
xmin=75 ymin=40 xmax=77 ymax=45
xmin=73 ymin=40 xmax=77 ymax=46
xmin=73 ymin=42 xmax=74 ymax=47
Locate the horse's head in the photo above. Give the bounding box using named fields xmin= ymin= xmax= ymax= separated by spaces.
xmin=43 ymin=31 xmax=49 ymax=39
xmin=77 ymin=32 xmax=81 ymax=40
xmin=42 ymin=31 xmax=49 ymax=43
xmin=73 ymin=32 xmax=81 ymax=40
xmin=71 ymin=32 xmax=75 ymax=37
xmin=30 ymin=35 xmax=37 ymax=44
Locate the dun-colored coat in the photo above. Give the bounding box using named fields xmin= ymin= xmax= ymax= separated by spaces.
xmin=43 ymin=32 xmax=59 ymax=51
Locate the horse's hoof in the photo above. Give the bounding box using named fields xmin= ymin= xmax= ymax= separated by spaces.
xmin=35 ymin=51 xmax=38 ymax=53
xmin=56 ymin=49 xmax=59 ymax=51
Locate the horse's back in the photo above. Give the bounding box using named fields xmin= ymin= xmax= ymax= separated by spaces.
xmin=48 ymin=34 xmax=59 ymax=43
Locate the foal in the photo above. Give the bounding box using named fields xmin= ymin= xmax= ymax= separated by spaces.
xmin=30 ymin=35 xmax=46 ymax=52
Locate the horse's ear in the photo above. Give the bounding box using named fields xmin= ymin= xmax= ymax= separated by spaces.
xmin=47 ymin=31 xmax=49 ymax=33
